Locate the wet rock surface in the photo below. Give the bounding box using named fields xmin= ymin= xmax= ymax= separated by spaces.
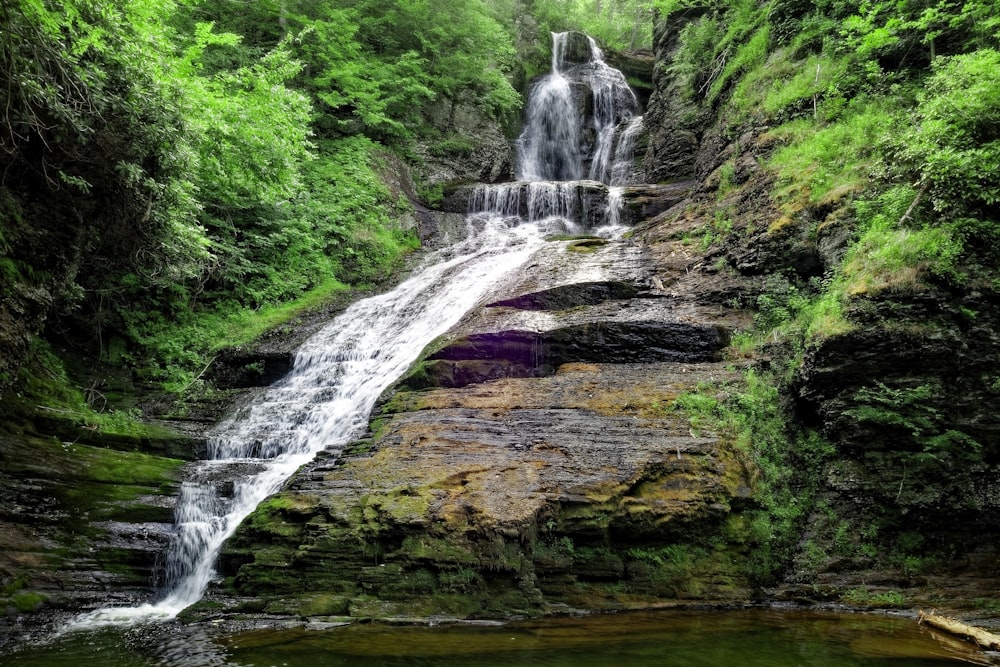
xmin=212 ymin=228 xmax=757 ymax=619
xmin=0 ymin=433 xmax=185 ymax=637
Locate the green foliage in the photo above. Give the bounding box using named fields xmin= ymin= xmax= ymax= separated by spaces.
xmin=531 ymin=0 xmax=655 ymax=51
xmin=11 ymin=338 xmax=168 ymax=438
xmin=181 ymin=29 xmax=313 ymax=210
xmin=846 ymin=381 xmax=983 ymax=465
xmin=200 ymin=0 xmax=522 ymax=142
xmin=768 ymin=106 xmax=893 ymax=212
xmin=671 ymin=370 xmax=834 ymax=584
xmin=748 ymin=275 xmax=850 ymax=343
xmin=664 ymin=0 xmax=775 ymax=107
xmin=841 ymin=587 xmax=906 ymax=607
xmin=2 ymin=0 xmax=518 ymax=398
xmin=0 ymin=0 xmax=208 ymax=297
xmin=841 ymin=186 xmax=965 ymax=295
xmin=292 ymin=7 xmax=432 ymax=141
xmin=840 ymin=0 xmax=999 ymax=67
xmin=735 ymin=49 xmax=850 ymax=121
xmin=668 ymin=14 xmax=726 ymax=103
xmin=890 ymin=50 xmax=1000 ymax=217
xmin=709 ymin=23 xmax=770 ymax=103
xmin=625 ymin=544 xmax=711 ymax=596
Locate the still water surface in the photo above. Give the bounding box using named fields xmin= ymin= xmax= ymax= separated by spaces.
xmin=4 ymin=609 xmax=990 ymax=666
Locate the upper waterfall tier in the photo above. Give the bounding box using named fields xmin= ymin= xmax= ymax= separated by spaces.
xmin=517 ymin=31 xmax=642 ymax=186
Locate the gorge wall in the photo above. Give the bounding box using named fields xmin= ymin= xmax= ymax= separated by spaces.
xmin=638 ymin=9 xmax=1000 ymax=607
xmin=204 ymin=18 xmax=1000 ymax=621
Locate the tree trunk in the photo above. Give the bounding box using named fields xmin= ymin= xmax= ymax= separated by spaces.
xmin=918 ymin=610 xmax=1000 ymax=650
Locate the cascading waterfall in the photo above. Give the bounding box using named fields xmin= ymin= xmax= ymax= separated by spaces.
xmin=517 ymin=31 xmax=640 ymax=186
xmin=586 ymin=54 xmax=640 ymax=185
xmin=482 ymin=31 xmax=643 ymax=237
xmin=609 ymin=116 xmax=644 ymax=186
xmin=65 ymin=30 xmax=644 ymax=630
xmin=516 ymin=67 xmax=580 ymax=183
xmin=67 ymin=218 xmax=549 ymax=629
xmin=599 ymin=186 xmax=626 ymax=238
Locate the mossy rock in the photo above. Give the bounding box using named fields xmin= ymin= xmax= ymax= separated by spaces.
xmin=567 ymin=238 xmax=608 ymax=253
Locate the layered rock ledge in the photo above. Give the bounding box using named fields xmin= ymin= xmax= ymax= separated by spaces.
xmin=209 ymin=232 xmax=757 ymax=619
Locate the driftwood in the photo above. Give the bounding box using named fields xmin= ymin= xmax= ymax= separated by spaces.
xmin=919 ymin=610 xmax=1000 ymax=651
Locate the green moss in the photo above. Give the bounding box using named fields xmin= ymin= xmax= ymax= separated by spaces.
xmin=358 ymin=487 xmax=434 ymax=528
xmin=840 ymin=587 xmax=907 ymax=608
xmin=566 ymin=239 xmax=607 ymax=253
xmin=0 ymin=579 xmax=47 ymax=613
xmin=176 ymin=600 xmax=226 ymax=622
xmin=395 ymin=360 xmax=436 ymax=390
xmin=670 ymin=370 xmax=834 ymax=585
xmin=256 ymin=493 xmax=319 ymax=514
xmin=298 ymin=593 xmax=351 ymax=616
xmin=395 ymin=536 xmax=478 ymax=565
xmin=62 ymin=442 xmax=183 ymax=486
xmin=1 ymin=435 xmax=183 ymax=531
xmin=12 ymin=591 xmax=47 ymax=612
xmin=437 ymin=566 xmax=480 ymax=593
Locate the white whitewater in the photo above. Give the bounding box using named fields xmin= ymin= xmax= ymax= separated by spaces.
xmin=517 ymin=31 xmax=640 ymax=186
xmin=65 ymin=30 xmax=643 ymax=631
xmin=488 ymin=31 xmax=643 ymax=237
xmin=66 ymin=217 xmax=549 ymax=629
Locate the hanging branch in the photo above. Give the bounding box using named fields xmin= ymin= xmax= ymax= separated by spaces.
xmin=897 ymin=181 xmax=930 ymax=226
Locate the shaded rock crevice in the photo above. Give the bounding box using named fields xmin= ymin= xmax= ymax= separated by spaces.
xmin=401 ymin=322 xmax=730 ymax=391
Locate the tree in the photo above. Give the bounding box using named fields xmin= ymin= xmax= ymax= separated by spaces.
xmin=0 ymin=0 xmax=207 ymax=360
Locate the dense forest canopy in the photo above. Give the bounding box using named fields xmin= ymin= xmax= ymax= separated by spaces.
xmin=0 ymin=0 xmax=663 ymax=397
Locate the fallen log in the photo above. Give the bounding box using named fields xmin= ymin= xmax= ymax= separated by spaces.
xmin=919 ymin=610 xmax=1000 ymax=651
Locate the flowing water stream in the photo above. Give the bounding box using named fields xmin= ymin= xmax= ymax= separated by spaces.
xmin=68 ymin=30 xmax=641 ymax=630
xmin=69 ymin=214 xmax=555 ymax=628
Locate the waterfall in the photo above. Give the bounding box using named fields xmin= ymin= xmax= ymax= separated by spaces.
xmin=484 ymin=31 xmax=643 ymax=237
xmin=601 ymin=186 xmax=625 ymax=232
xmin=609 ymin=116 xmax=644 ymax=186
xmin=516 ymin=67 xmax=581 ymax=182
xmin=65 ymin=30 xmax=645 ymax=630
xmin=66 ymin=217 xmax=548 ymax=629
xmin=517 ymin=31 xmax=641 ymax=185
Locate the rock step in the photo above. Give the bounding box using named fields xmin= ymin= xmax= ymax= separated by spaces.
xmin=218 ymin=361 xmax=755 ymax=617
xmin=440 ymin=181 xmax=693 ymax=230
xmin=401 ymin=322 xmax=729 ymax=390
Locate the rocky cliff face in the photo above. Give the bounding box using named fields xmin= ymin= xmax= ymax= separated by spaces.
xmin=784 ymin=289 xmax=1000 ymax=603
xmin=0 ymin=426 xmax=191 ymax=634
xmin=0 ymin=347 xmax=208 ymax=639
xmin=205 ymin=9 xmax=1000 ymax=621
xmin=637 ymin=6 xmax=1000 ymax=609
xmin=641 ymin=9 xmax=711 ymax=184
xmin=212 ymin=222 xmax=759 ymax=619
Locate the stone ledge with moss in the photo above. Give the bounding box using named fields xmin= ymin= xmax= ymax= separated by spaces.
xmin=202 ymin=224 xmax=764 ymax=620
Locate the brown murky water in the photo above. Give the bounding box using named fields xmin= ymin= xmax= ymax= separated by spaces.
xmin=4 ymin=609 xmax=995 ymax=667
